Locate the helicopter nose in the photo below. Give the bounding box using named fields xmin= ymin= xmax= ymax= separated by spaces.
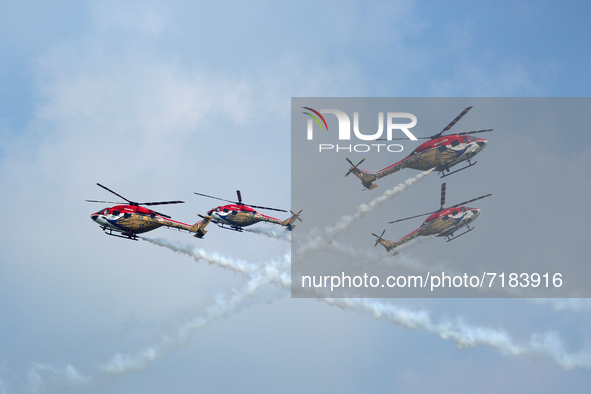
xmin=477 ymin=140 xmax=487 ymax=148
xmin=91 ymin=214 xmax=98 ymax=221
xmin=471 ymin=208 xmax=481 ymax=218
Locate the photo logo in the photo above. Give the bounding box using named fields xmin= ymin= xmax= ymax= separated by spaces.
xmin=303 ymin=107 xmax=418 ymax=152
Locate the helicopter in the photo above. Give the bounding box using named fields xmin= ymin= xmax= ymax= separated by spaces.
xmin=372 ymin=182 xmax=491 ymax=253
xmin=87 ymin=183 xmax=212 ymax=240
xmin=194 ymin=190 xmax=302 ymax=232
xmin=345 ymin=106 xmax=491 ymax=190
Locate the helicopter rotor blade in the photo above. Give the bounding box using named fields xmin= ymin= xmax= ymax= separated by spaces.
xmin=440 ymin=182 xmax=446 ymax=209
xmin=194 ymin=192 xmax=238 ymax=205
xmin=450 ymin=194 xmax=492 ymax=208
xmin=244 ymin=204 xmax=288 ymax=213
xmin=140 ymin=200 xmax=184 ymax=206
xmin=389 ymin=210 xmax=438 ymax=224
xmin=456 ymin=129 xmax=493 ymax=136
xmin=195 ymin=191 xmax=286 ymax=212
xmin=433 ymin=106 xmax=472 ymax=139
xmin=376 ymin=136 xmax=431 ymax=141
xmin=96 ymin=183 xmax=133 ymax=204
xmin=85 ymin=200 xmax=125 ymax=204
xmin=150 ymin=210 xmax=172 ymax=219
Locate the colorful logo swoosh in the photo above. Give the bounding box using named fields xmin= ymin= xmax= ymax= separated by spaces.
xmin=302 ymin=107 xmax=329 ymax=131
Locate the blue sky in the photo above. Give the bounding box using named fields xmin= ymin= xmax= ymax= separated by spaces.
xmin=0 ymin=1 xmax=590 ymax=393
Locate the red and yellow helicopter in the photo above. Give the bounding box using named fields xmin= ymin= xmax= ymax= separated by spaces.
xmin=346 ymin=106 xmax=491 ymax=190
xmin=194 ymin=190 xmax=302 ymax=232
xmin=87 ymin=183 xmax=212 ymax=240
xmin=372 ymin=182 xmax=491 ymax=253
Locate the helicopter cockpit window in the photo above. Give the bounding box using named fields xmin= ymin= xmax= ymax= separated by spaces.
xmin=223 ymin=208 xmax=229 ymax=213
xmin=463 ymin=137 xmax=471 ymax=143
xmin=103 ymin=209 xmax=109 ymax=215
xmin=112 ymin=210 xmax=120 ymax=216
xmin=451 ymin=139 xmax=460 ymax=147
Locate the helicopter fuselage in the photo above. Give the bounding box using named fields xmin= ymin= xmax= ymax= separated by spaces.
xmin=87 ymin=183 xmax=212 ymax=240
xmin=91 ymin=205 xmax=168 ymax=235
xmin=207 ymin=204 xmax=284 ymax=229
xmin=91 ymin=204 xmax=209 ymax=239
xmin=374 ymin=205 xmax=482 ymax=252
xmin=346 ymin=135 xmax=488 ymax=190
xmin=410 ymin=206 xmax=481 ymax=238
xmin=384 ymin=135 xmax=488 ymax=172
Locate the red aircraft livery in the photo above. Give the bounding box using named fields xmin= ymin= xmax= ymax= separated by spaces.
xmin=372 ymin=182 xmax=491 ymax=253
xmin=88 ymin=183 xmax=211 ymax=240
xmin=195 ymin=190 xmax=302 ymax=232
xmin=346 ymin=106 xmax=491 ymax=190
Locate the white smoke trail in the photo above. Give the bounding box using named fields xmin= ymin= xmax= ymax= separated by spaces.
xmin=324 ymin=169 xmax=432 ymax=239
xmin=22 ymin=251 xmax=290 ymax=391
xmin=99 ymin=252 xmax=291 ymax=376
xmin=293 ymin=170 xmax=432 ymax=262
xmin=26 ymin=363 xmax=89 ymax=394
xmin=391 ymin=234 xmax=437 ymax=253
xmin=139 ymin=236 xmax=260 ymax=275
xmin=243 ymin=226 xmax=292 ymax=242
xmin=321 ymin=297 xmax=591 ymax=370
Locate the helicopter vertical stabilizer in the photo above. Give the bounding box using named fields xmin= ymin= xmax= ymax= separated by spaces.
xmin=192 ymin=215 xmax=213 ymax=238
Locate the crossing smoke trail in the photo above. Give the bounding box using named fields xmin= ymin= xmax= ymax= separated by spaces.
xmin=24 ymin=243 xmax=591 ymax=389
xmin=97 ymin=247 xmax=591 ymax=374
xmin=138 ymin=236 xmax=591 ymax=371
xmin=129 ymin=169 xmax=591 ymax=374
xmin=18 ymin=171 xmax=591 ymax=391
xmin=23 ymin=260 xmax=591 ymax=392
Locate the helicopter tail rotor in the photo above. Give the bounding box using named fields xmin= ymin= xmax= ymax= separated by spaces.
xmin=345 ymin=157 xmax=366 ymax=177
xmin=283 ymin=209 xmax=303 ymax=231
xmin=345 ymin=157 xmax=378 ymax=190
xmin=372 ymin=229 xmax=387 ymax=247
